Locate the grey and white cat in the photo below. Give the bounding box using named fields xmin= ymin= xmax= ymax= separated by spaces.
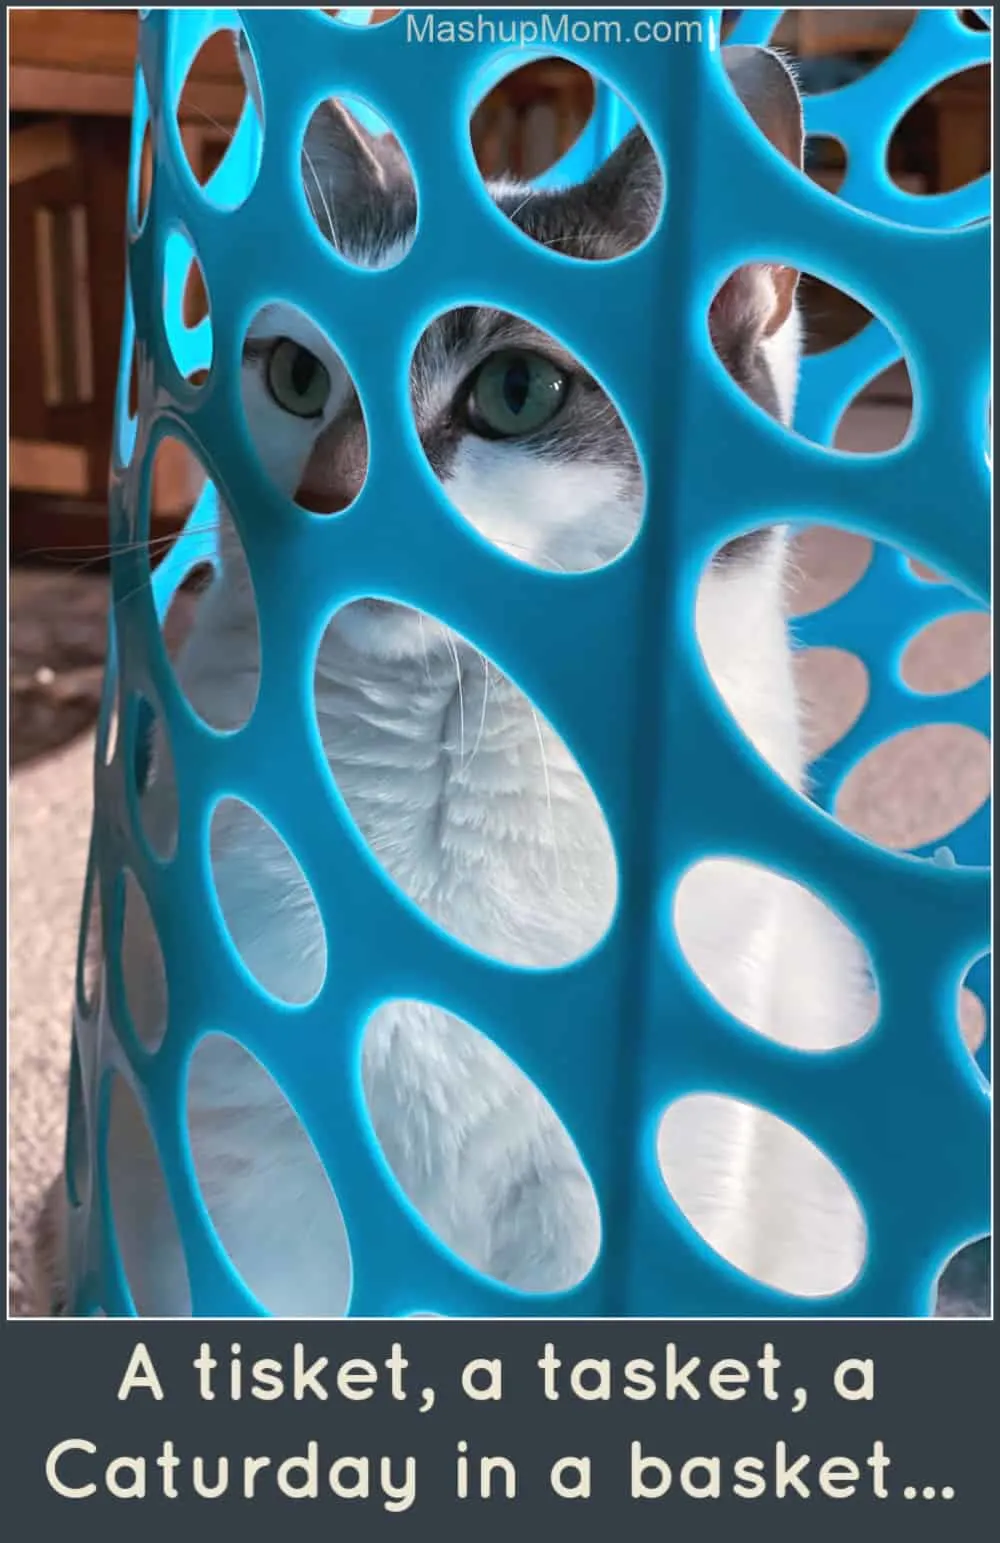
xmin=37 ymin=44 xmax=979 ymax=1317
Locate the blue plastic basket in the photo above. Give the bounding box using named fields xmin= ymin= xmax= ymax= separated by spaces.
xmin=66 ymin=7 xmax=991 ymax=1318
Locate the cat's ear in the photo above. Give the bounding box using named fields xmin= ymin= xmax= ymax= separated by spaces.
xmin=305 ymin=101 xmax=384 ymax=196
xmin=502 ymin=125 xmax=661 ymax=260
xmin=574 ymin=126 xmax=664 ymax=252
xmin=302 ymin=101 xmax=412 ymax=226
xmin=713 ymin=45 xmax=804 ymax=340
xmin=723 ymin=44 xmax=804 ymax=173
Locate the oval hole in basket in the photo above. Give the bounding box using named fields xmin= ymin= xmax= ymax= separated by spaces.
xmin=322 ymin=9 xmax=402 ymax=27
xmin=470 ymin=55 xmax=595 ymax=183
xmin=934 ymin=1235 xmax=990 ymax=1316
xmin=209 ymin=799 xmax=328 ymax=1004
xmin=473 ymin=61 xmax=662 ymax=263
xmin=182 ymin=249 xmax=210 ymax=329
xmin=712 ymin=266 xmax=914 ymax=451
xmin=241 ymin=302 xmax=369 ymax=515
xmin=146 ymin=436 xmax=206 ymax=548
xmin=657 ymin=1093 xmax=866 ymax=1297
xmin=900 ymin=611 xmax=990 ymax=696
xmin=958 ymin=961 xmax=989 ymax=1064
xmin=106 ymin=1073 xmax=191 ymax=1316
xmin=162 ymin=232 xmax=213 ymax=386
xmin=117 ymin=329 xmax=142 ymax=470
xmin=781 ymin=11 xmax=916 ymax=97
xmin=410 ymin=304 xmax=645 ymax=571
xmin=361 ymin=999 xmax=601 ymax=1292
xmin=132 ymin=113 xmax=153 ymax=233
xmin=127 ymin=337 xmax=140 ymax=418
xmin=890 ymin=65 xmax=990 ymax=194
xmin=835 ymin=724 xmax=990 ymax=853
xmin=187 ymin=1033 xmax=352 ymax=1316
xmin=176 ymin=26 xmax=263 ymax=209
xmin=301 ymin=96 xmax=416 ymax=268
xmin=314 ymin=606 xmax=617 ymax=966
xmin=132 ymin=697 xmax=179 ymax=860
xmin=120 ymin=870 xmax=169 ymax=1052
xmin=673 ymin=858 xmax=878 ymax=1049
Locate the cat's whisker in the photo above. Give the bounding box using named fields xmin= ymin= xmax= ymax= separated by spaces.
xmin=23 ymin=539 xmax=122 ymax=560
xmin=416 ymin=610 xmax=434 ymax=687
xmin=111 ymin=571 xmax=156 ymax=614
xmin=107 ymin=528 xmax=223 ymax=614
xmin=445 ymin=629 xmax=466 ymax=763
xmin=24 ymin=532 xmax=166 ymax=570
xmin=110 ymin=563 xmax=212 ymax=620
xmin=24 ymin=520 xmax=225 ymax=571
xmin=529 ymin=702 xmax=561 ymax=891
xmin=18 ymin=529 xmax=218 ymax=583
xmin=534 ymin=233 xmax=610 ymax=253
xmin=303 ymin=149 xmax=336 ymax=244
xmin=140 ymin=528 xmax=223 ymax=560
xmin=462 ymin=653 xmax=490 ymax=778
xmin=508 ymin=189 xmax=538 ymax=223
xmin=494 ymin=538 xmax=571 ymax=575
xmin=188 ymin=102 xmax=237 ymax=145
xmin=24 ymin=549 xmax=119 ymax=579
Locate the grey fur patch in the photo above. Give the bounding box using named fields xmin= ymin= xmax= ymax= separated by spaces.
xmin=302 ymin=102 xmax=418 ymax=261
xmin=724 ymin=44 xmax=805 ymax=169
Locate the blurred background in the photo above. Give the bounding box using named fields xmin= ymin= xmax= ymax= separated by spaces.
xmin=7 ymin=8 xmax=992 ymax=1314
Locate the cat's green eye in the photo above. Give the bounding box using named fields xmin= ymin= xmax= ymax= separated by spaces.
xmin=266 ymin=339 xmax=331 ymax=419
xmin=467 ymin=350 xmax=568 ymax=439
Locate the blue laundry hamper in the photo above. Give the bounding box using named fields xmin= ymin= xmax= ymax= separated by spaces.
xmin=65 ymin=7 xmax=991 ymax=1317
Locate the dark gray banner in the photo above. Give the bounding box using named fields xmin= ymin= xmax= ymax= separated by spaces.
xmin=2 ymin=1320 xmax=995 ymax=1538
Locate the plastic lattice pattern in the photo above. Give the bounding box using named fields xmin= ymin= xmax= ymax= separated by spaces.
xmin=66 ymin=7 xmax=991 ymax=1317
